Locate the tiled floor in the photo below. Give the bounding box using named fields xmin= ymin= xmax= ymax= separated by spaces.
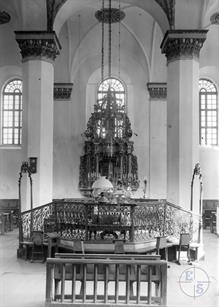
xmin=0 ymin=229 xmax=218 ymax=307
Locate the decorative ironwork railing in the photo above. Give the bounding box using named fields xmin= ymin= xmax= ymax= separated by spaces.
xmin=133 ymin=200 xmax=200 ymax=242
xmin=21 ymin=202 xmax=55 ymax=240
xmin=20 ymin=199 xmax=200 ymax=243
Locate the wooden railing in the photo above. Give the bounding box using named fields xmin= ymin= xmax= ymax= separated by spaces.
xmin=45 ymin=257 xmax=167 ymax=307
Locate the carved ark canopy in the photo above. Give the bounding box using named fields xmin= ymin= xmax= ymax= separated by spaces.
xmin=79 ymin=80 xmax=139 ymax=196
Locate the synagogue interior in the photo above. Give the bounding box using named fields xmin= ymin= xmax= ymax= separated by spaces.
xmin=0 ymin=1 xmax=219 ymax=307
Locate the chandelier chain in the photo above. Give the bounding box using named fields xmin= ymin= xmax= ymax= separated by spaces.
xmin=108 ymin=0 xmax=112 ymax=78
xmin=101 ymin=0 xmax=105 ymax=83
xmin=118 ymin=0 xmax=121 ymax=79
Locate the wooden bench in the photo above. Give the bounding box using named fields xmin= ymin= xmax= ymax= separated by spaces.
xmin=46 ymin=256 xmax=167 ymax=307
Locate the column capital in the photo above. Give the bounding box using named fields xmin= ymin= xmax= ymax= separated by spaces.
xmin=160 ymin=30 xmax=208 ymax=63
xmin=54 ymin=83 xmax=73 ymax=100
xmin=147 ymin=82 xmax=167 ymax=99
xmin=15 ymin=31 xmax=61 ymax=63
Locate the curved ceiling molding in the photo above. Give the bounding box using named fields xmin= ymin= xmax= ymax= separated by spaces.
xmin=0 ymin=11 xmax=10 ymax=24
xmin=154 ymin=0 xmax=175 ymax=29
xmin=46 ymin=0 xmax=68 ymax=31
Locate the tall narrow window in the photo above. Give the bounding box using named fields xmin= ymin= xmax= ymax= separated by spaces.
xmin=1 ymin=79 xmax=22 ymax=145
xmin=199 ymin=79 xmax=218 ymax=146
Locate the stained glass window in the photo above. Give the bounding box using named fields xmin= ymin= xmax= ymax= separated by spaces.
xmin=1 ymin=79 xmax=22 ymax=145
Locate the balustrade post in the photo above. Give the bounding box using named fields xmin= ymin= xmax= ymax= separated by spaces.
xmin=30 ymin=175 xmax=33 ymax=238
xmin=85 ymin=204 xmax=88 ymax=241
xmin=54 ymin=201 xmax=58 ymax=233
xmin=18 ymin=173 xmax=23 ymax=245
xmin=130 ymin=205 xmax=135 ymax=242
xmin=163 ymin=201 xmax=167 ymax=236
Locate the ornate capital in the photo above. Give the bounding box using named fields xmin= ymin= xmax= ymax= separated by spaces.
xmin=161 ymin=30 xmax=208 ymax=63
xmin=147 ymin=83 xmax=167 ymax=99
xmin=210 ymin=12 xmax=219 ymax=25
xmin=15 ymin=31 xmax=61 ymax=63
xmin=54 ymin=83 xmax=73 ymax=100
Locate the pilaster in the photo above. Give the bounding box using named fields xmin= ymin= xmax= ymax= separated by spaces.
xmin=147 ymin=83 xmax=167 ymax=199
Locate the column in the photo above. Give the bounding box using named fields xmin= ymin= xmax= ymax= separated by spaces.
xmin=15 ymin=31 xmax=61 ymax=209
xmin=161 ymin=30 xmax=208 ymax=211
xmin=147 ymin=83 xmax=167 ymax=199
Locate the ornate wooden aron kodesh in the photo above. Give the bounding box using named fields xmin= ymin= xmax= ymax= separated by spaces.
xmin=79 ymin=87 xmax=139 ymax=195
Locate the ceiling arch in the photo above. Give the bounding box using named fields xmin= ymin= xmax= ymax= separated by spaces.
xmin=53 ymin=0 xmax=170 ymax=37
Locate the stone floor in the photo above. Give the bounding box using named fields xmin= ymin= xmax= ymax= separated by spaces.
xmin=0 ymin=229 xmax=218 ymax=307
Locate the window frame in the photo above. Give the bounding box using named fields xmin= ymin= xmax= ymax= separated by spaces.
xmin=199 ymin=78 xmax=218 ymax=146
xmin=97 ymin=77 xmax=127 ymax=112
xmin=1 ymin=79 xmax=23 ymax=146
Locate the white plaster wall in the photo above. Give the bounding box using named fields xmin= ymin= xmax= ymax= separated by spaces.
xmin=200 ymin=25 xmax=219 ymax=68
xmin=0 ymin=24 xmax=21 ymax=67
xmin=149 ymin=99 xmax=167 ymax=199
xmin=54 ymin=23 xmax=71 ymax=83
xmin=175 ymin=0 xmax=204 ymax=29
xmin=200 ymin=146 xmax=219 ymax=199
xmin=53 ymin=71 xmax=87 ymax=199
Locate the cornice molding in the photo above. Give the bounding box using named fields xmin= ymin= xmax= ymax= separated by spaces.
xmin=160 ymin=30 xmax=208 ymax=63
xmin=54 ymin=83 xmax=73 ymax=100
xmin=210 ymin=12 xmax=219 ymax=25
xmin=15 ymin=31 xmax=61 ymax=63
xmin=147 ymin=83 xmax=167 ymax=99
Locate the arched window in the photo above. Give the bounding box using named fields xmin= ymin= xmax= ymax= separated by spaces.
xmin=199 ymin=79 xmax=218 ymax=146
xmin=96 ymin=77 xmax=126 ymax=139
xmin=1 ymin=79 xmax=22 ymax=145
xmin=97 ymin=77 xmax=126 ymax=111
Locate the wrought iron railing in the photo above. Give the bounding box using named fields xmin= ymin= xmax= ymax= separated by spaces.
xmin=21 ymin=202 xmax=55 ymax=240
xmin=20 ymin=199 xmax=200 ymax=243
xmin=133 ymin=200 xmax=200 ymax=242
